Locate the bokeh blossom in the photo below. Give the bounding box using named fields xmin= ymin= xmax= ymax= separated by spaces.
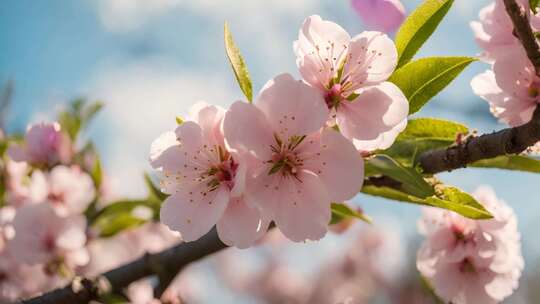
xmin=8 ymin=123 xmax=72 ymax=167
xmin=351 ymin=0 xmax=406 ymax=33
xmin=417 ymin=186 xmax=523 ymax=304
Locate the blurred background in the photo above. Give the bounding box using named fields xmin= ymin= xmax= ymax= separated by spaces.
xmin=1 ymin=0 xmax=540 ymax=302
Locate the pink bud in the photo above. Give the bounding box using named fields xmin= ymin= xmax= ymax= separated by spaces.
xmin=351 ymin=0 xmax=406 ymax=33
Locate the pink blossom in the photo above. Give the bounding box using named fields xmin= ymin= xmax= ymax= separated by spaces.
xmin=29 ymin=165 xmax=95 ymax=216
xmin=8 ymin=122 xmax=72 ymax=167
xmin=150 ymin=103 xmax=268 ymax=248
xmin=294 ymin=15 xmax=409 ymax=151
xmin=126 ymin=280 xmax=162 ymax=304
xmin=8 ymin=203 xmax=89 ymax=274
xmin=417 ymin=186 xmax=523 ymax=304
xmin=351 ymin=0 xmax=406 ymax=33
xmin=223 ymin=73 xmax=364 ymax=242
xmin=5 ymin=160 xmax=32 ymax=207
xmin=471 ymin=0 xmax=538 ymax=62
xmin=0 ymin=251 xmax=51 ymax=301
xmin=84 ymin=223 xmax=179 ymax=276
xmin=471 ymin=50 xmax=538 ymax=127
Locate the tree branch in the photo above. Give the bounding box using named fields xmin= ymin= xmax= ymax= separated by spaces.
xmin=503 ymin=0 xmax=540 ymax=75
xmin=17 ymin=228 xmax=227 ymax=304
xmin=419 ymin=0 xmax=540 ymax=174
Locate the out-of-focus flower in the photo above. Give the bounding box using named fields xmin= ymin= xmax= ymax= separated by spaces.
xmin=417 ymin=186 xmax=523 ymax=304
xmin=471 ymin=0 xmax=538 ymax=62
xmin=0 ymin=251 xmax=51 ymax=302
xmin=351 ymin=0 xmax=406 ymax=33
xmin=8 ymin=122 xmax=72 ymax=167
xmin=223 ymin=73 xmax=364 ymax=242
xmin=126 ymin=279 xmax=162 ymax=304
xmin=29 ymin=165 xmax=95 ymax=216
xmin=84 ymin=222 xmax=180 ymax=276
xmin=8 ymin=203 xmax=89 ymax=274
xmin=294 ymin=15 xmax=408 ymax=151
xmin=5 ymin=160 xmax=32 ymax=207
xmin=150 ymin=103 xmax=268 ymax=248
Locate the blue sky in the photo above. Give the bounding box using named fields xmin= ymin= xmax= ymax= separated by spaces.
xmin=2 ymin=0 xmax=540 ymax=300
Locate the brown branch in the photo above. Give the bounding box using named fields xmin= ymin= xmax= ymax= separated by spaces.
xmin=419 ymin=0 xmax=540 ymax=174
xmin=17 ymin=228 xmax=227 ymax=304
xmin=503 ymin=0 xmax=540 ymax=75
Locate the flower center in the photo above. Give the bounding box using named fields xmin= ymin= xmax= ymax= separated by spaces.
xmin=204 ymin=153 xmax=238 ymax=192
xmin=47 ymin=191 xmax=65 ymax=205
xmin=324 ymin=83 xmax=344 ymax=109
xmin=528 ymin=82 xmax=540 ymax=98
xmin=267 ymin=134 xmax=305 ymax=178
xmin=459 ymin=258 xmax=476 ymax=274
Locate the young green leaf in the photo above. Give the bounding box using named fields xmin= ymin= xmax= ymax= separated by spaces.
xmin=330 ymin=203 xmax=372 ymax=224
xmin=144 ymin=173 xmax=169 ymax=202
xmin=91 ymin=199 xmax=159 ymax=237
xmin=395 ymin=0 xmax=454 ymax=68
xmin=425 ymin=187 xmax=492 ymax=219
xmin=390 ymin=56 xmax=476 ymax=114
xmin=361 ymin=184 xmax=492 ymax=219
xmin=396 ymin=118 xmax=468 ymax=141
xmin=224 ymin=22 xmax=253 ymax=102
xmin=365 ymin=155 xmax=435 ymax=198
xmin=471 ymin=155 xmax=540 ymax=173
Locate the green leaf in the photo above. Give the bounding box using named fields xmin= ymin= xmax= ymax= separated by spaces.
xmin=396 ymin=118 xmax=468 ymax=141
xmin=58 ymin=99 xmax=103 ymax=140
xmin=176 ymin=116 xmax=184 ymax=125
xmin=470 ymin=155 xmax=540 ymax=173
xmin=224 ymin=22 xmax=253 ymax=102
xmin=361 ymin=184 xmax=492 ymax=219
xmin=144 ymin=173 xmax=169 ymax=202
xmin=425 ymin=187 xmax=492 ymax=219
xmin=531 ymin=0 xmax=540 ymax=14
xmin=365 ymin=155 xmax=435 ymax=198
xmin=390 ymin=56 xmax=476 ymax=114
xmin=91 ymin=156 xmax=103 ymax=189
xmin=91 ymin=199 xmax=160 ymax=237
xmin=382 ymin=118 xmax=468 ymax=166
xmin=330 ymin=203 xmax=372 ymax=224
xmin=395 ymin=0 xmax=454 ymax=68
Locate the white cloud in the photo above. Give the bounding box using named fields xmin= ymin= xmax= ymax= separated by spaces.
xmin=96 ymin=0 xmax=320 ymax=33
xmin=88 ymin=58 xmax=236 ymax=197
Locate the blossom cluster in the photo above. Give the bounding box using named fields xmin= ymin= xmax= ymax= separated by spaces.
xmin=471 ymin=0 xmax=540 ymax=126
xmin=150 ymin=15 xmax=409 ymax=248
xmin=417 ymin=186 xmax=523 ymax=304
xmin=0 ymin=118 xmax=183 ymax=302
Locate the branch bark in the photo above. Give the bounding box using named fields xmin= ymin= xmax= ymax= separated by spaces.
xmin=419 ymin=0 xmax=540 ymax=174
xmin=17 ymin=228 xmax=227 ymax=304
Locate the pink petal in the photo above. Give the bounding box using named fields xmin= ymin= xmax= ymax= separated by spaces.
xmin=189 ymin=102 xmax=226 ymax=147
xmin=216 ymin=197 xmax=269 ymax=248
xmin=256 ymin=73 xmax=329 ymax=139
xmin=160 ymin=185 xmax=230 ymax=242
xmin=342 ymin=31 xmax=398 ymax=90
xmin=493 ymin=48 xmax=534 ymax=99
xmin=149 ymin=131 xmax=178 ymax=167
xmin=6 ymin=145 xmax=27 ymax=163
xmin=250 ymin=170 xmax=331 ymax=242
xmin=223 ymin=101 xmax=274 ymax=160
xmin=338 ymin=82 xmax=408 ymax=151
xmin=351 ymin=0 xmax=406 ymax=33
xmin=301 ymin=129 xmax=364 ymax=202
xmin=294 ymin=15 xmax=351 ymax=90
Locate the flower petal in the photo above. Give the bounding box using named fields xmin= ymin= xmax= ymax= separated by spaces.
xmin=342 ymin=31 xmax=398 ymax=89
xmin=223 ymin=101 xmax=274 ymax=160
xmin=294 ymin=15 xmax=351 ymax=90
xmin=257 ymin=73 xmax=329 ymax=139
xmin=338 ymin=82 xmax=408 ymax=151
xmin=160 ymin=185 xmax=229 ymax=242
xmin=217 ymin=197 xmax=269 ymax=248
xmin=301 ymin=129 xmax=364 ymax=202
